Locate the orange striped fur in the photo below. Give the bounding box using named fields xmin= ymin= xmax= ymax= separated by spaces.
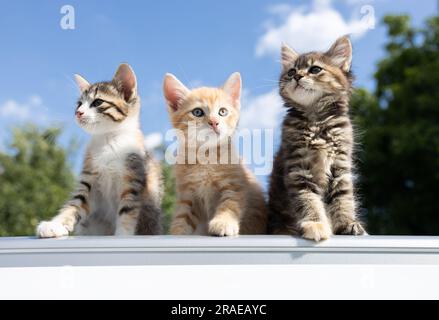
xmin=163 ymin=73 xmax=268 ymax=236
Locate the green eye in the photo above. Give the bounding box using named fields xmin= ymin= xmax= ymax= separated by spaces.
xmin=191 ymin=108 xmax=204 ymax=117
xmin=218 ymin=108 xmax=228 ymax=117
xmin=309 ymin=66 xmax=322 ymax=74
xmin=91 ymin=99 xmax=104 ymax=108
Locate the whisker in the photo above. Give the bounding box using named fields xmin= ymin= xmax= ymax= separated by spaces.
xmin=260 ymin=79 xmax=280 ymax=83
xmin=246 ymin=84 xmax=278 ymax=90
xmin=64 ymin=73 xmax=80 ymax=93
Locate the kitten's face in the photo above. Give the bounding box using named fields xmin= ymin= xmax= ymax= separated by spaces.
xmin=164 ymin=73 xmax=241 ymax=148
xmin=280 ymin=36 xmax=353 ymax=107
xmin=74 ymin=64 xmax=138 ymax=135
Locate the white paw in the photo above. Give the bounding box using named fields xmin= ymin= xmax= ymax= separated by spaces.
xmin=300 ymin=221 xmax=332 ymax=242
xmin=208 ymin=216 xmax=239 ymax=237
xmin=36 ymin=221 xmax=70 ymax=238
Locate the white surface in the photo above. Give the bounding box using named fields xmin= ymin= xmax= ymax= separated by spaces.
xmin=1 ymin=235 xmax=439 ymax=299
xmin=1 ymin=264 xmax=438 ymax=300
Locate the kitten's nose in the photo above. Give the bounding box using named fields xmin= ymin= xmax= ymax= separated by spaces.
xmin=293 ymin=74 xmax=303 ymax=81
xmin=208 ymin=118 xmax=219 ymax=129
xmin=75 ymin=110 xmax=84 ymax=118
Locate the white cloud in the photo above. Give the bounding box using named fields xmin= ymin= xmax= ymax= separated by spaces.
xmin=267 ymin=3 xmax=294 ymax=17
xmin=256 ymin=0 xmax=372 ymax=57
xmin=144 ymin=132 xmax=163 ymax=150
xmin=29 ymin=95 xmax=43 ymax=106
xmin=345 ymin=0 xmax=375 ymax=4
xmin=0 ymin=100 xmax=30 ymax=120
xmin=240 ymin=89 xmax=284 ymax=130
xmin=0 ymin=95 xmax=45 ymax=121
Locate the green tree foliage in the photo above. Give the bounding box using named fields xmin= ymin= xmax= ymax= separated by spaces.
xmin=0 ymin=126 xmax=177 ymax=236
xmin=0 ymin=125 xmax=75 ymax=236
xmin=1 ymin=15 xmax=437 ymax=237
xmin=352 ymin=15 xmax=439 ymax=234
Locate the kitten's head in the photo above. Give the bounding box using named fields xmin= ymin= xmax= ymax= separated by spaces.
xmin=163 ymin=72 xmax=241 ymax=148
xmin=74 ymin=63 xmax=139 ymax=135
xmin=279 ymin=35 xmax=353 ymax=108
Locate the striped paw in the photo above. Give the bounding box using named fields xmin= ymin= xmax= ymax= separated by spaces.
xmin=337 ymin=221 xmax=367 ymax=236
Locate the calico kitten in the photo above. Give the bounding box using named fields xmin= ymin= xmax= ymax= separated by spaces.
xmin=268 ymin=36 xmax=366 ymax=241
xmin=163 ymin=73 xmax=267 ymax=236
xmin=36 ymin=64 xmax=163 ymax=237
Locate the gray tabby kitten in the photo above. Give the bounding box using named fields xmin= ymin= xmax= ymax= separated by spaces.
xmin=268 ymin=36 xmax=367 ymax=241
xmin=37 ymin=64 xmax=163 ymax=237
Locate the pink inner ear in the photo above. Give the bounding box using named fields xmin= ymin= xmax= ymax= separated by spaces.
xmin=119 ymin=72 xmax=136 ymax=101
xmin=229 ymin=80 xmax=241 ymax=102
xmin=164 ymin=77 xmax=187 ymax=111
xmin=224 ymin=73 xmax=241 ymax=106
xmin=123 ymin=74 xmax=135 ymax=96
xmin=164 ymin=84 xmax=179 ymax=111
xmin=113 ymin=65 xmax=137 ymax=102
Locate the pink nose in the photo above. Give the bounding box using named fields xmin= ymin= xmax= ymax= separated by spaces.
xmin=208 ymin=119 xmax=219 ymax=129
xmin=75 ymin=110 xmax=84 ymax=118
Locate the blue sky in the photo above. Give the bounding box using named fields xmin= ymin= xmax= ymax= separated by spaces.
xmin=0 ymin=0 xmax=436 ymax=186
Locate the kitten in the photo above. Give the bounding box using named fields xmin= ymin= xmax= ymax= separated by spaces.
xmin=163 ymin=72 xmax=267 ymax=236
xmin=268 ymin=36 xmax=366 ymax=241
xmin=36 ymin=64 xmax=163 ymax=237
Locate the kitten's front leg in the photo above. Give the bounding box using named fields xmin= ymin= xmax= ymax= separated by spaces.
xmin=170 ymin=197 xmax=199 ymax=235
xmin=285 ymin=169 xmax=332 ymax=241
xmin=115 ymin=153 xmax=146 ymax=236
xmin=208 ymin=191 xmax=242 ymax=237
xmin=36 ymin=171 xmax=94 ymax=238
xmin=327 ymin=167 xmax=366 ymax=235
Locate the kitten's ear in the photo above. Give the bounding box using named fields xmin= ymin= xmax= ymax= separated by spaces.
xmin=325 ymin=35 xmax=352 ymax=72
xmin=222 ymin=72 xmax=241 ymax=108
xmin=74 ymin=74 xmax=90 ymax=93
xmin=281 ymin=42 xmax=299 ymax=69
xmin=163 ymin=73 xmax=190 ymax=112
xmin=113 ymin=63 xmax=137 ymax=102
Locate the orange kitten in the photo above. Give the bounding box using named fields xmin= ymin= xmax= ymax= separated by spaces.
xmin=163 ymin=73 xmax=268 ymax=236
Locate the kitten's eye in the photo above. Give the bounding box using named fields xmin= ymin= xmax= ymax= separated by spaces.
xmin=218 ymin=108 xmax=228 ymax=117
xmin=77 ymin=101 xmax=82 ymax=108
xmin=309 ymin=66 xmax=322 ymax=74
xmin=90 ymin=99 xmax=104 ymax=108
xmin=287 ymin=68 xmax=296 ymax=77
xmin=191 ymin=108 xmax=204 ymax=117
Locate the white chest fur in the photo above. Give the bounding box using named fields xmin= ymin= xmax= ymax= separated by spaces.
xmin=87 ymin=129 xmax=144 ymax=215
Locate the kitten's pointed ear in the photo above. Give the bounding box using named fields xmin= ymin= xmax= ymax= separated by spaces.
xmin=163 ymin=73 xmax=190 ymax=112
xmin=325 ymin=35 xmax=352 ymax=72
xmin=281 ymin=42 xmax=299 ymax=69
xmin=113 ymin=63 xmax=137 ymax=102
xmin=222 ymin=72 xmax=241 ymax=108
xmin=74 ymin=74 xmax=90 ymax=93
